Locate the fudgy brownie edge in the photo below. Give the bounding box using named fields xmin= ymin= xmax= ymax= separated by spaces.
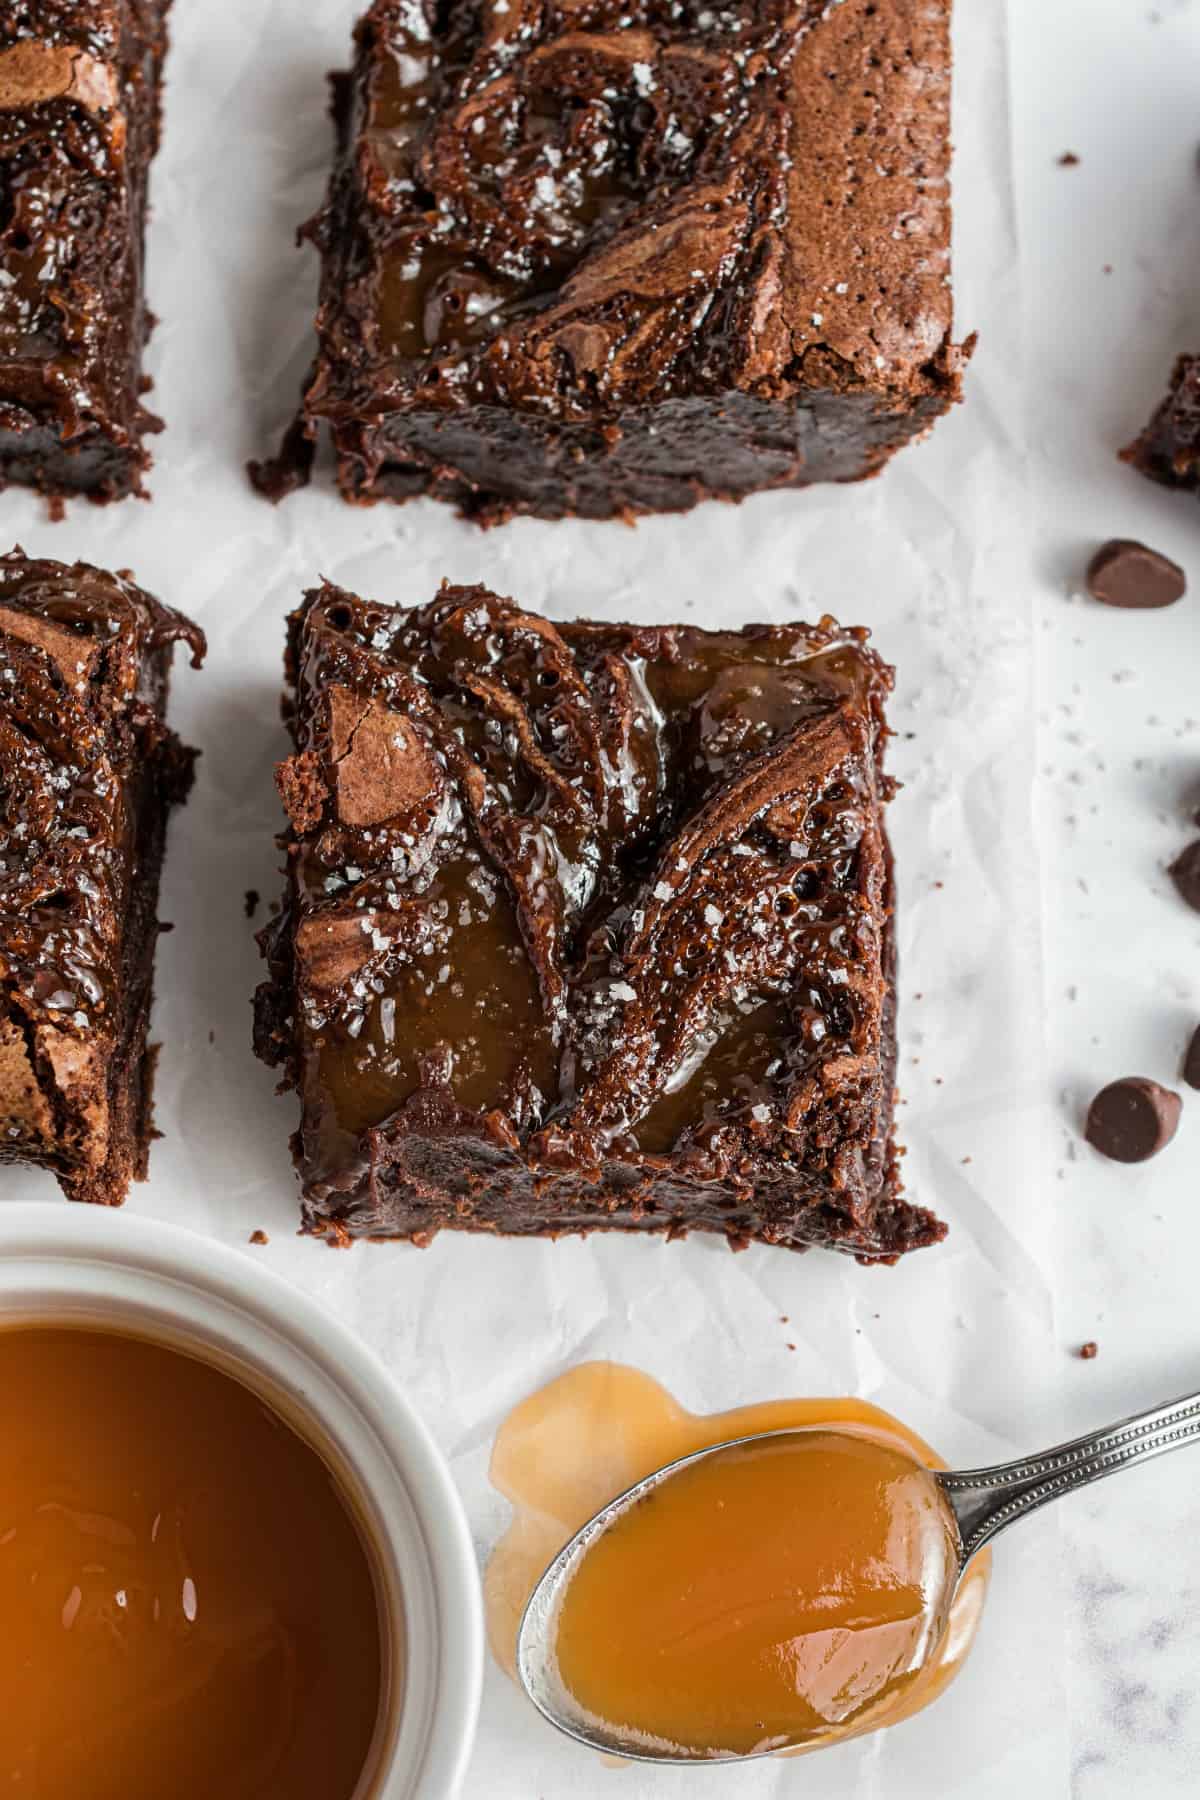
xmin=1121 ymin=354 xmax=1200 ymax=498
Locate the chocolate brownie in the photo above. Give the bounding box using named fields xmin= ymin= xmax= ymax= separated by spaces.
xmin=0 ymin=2 xmax=171 ymax=505
xmin=252 ymin=0 xmax=970 ymax=524
xmin=254 ymin=580 xmax=943 ymax=1260
xmin=1122 ymin=355 xmax=1200 ymax=499
xmin=0 ymin=550 xmax=204 ymax=1203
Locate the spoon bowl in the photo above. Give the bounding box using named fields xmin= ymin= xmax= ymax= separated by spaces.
xmin=517 ymin=1425 xmax=958 ymax=1766
xmin=517 ymin=1431 xmax=819 ymax=1765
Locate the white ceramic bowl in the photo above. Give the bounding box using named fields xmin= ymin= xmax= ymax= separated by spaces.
xmin=0 ymin=1203 xmax=483 ymax=1800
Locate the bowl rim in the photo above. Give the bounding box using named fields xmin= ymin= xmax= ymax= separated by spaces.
xmin=0 ymin=1201 xmax=484 ymax=1800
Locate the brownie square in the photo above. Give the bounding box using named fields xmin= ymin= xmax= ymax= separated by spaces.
xmin=1122 ymin=354 xmax=1200 ymax=498
xmin=252 ymin=0 xmax=970 ymax=524
xmin=0 ymin=1 xmax=172 ymax=505
xmin=0 ymin=551 xmax=204 ymax=1203
xmin=255 ymin=580 xmax=944 ymax=1260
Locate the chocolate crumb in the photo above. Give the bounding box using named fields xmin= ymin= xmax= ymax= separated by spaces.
xmin=244 ymin=888 xmax=260 ymax=919
xmin=1079 ymin=1340 xmax=1099 ymax=1360
xmin=249 ymin=1230 xmax=269 ymax=1246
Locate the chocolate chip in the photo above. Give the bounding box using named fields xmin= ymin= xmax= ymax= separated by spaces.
xmin=1170 ymin=841 xmax=1200 ymax=912
xmin=1085 ymin=539 xmax=1186 ymax=609
xmin=1085 ymin=1077 xmax=1182 ymax=1162
xmin=1183 ymin=1025 xmax=1200 ymax=1091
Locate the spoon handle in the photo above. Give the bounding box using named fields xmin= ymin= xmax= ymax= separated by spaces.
xmin=940 ymin=1389 xmax=1200 ymax=1564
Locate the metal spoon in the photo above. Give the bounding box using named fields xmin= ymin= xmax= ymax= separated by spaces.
xmin=517 ymin=1386 xmax=1200 ymax=1764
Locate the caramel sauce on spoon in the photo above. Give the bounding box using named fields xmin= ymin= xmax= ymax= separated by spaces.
xmin=487 ymin=1364 xmax=988 ymax=1761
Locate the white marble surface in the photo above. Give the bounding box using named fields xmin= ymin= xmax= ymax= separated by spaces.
xmin=1014 ymin=0 xmax=1200 ymax=1792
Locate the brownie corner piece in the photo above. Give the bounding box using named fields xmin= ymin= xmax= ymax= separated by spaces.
xmin=255 ymin=579 xmax=944 ymax=1262
xmin=0 ymin=2 xmax=172 ymax=505
xmin=0 ymin=549 xmax=204 ymax=1205
xmin=1121 ymin=354 xmax=1200 ymax=497
xmin=259 ymin=0 xmax=968 ymax=523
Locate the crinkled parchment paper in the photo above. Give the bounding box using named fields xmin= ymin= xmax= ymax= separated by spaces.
xmin=3 ymin=2 xmax=1068 ymax=1793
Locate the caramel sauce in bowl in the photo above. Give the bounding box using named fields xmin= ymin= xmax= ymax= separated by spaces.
xmin=0 ymin=1205 xmax=483 ymax=1800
